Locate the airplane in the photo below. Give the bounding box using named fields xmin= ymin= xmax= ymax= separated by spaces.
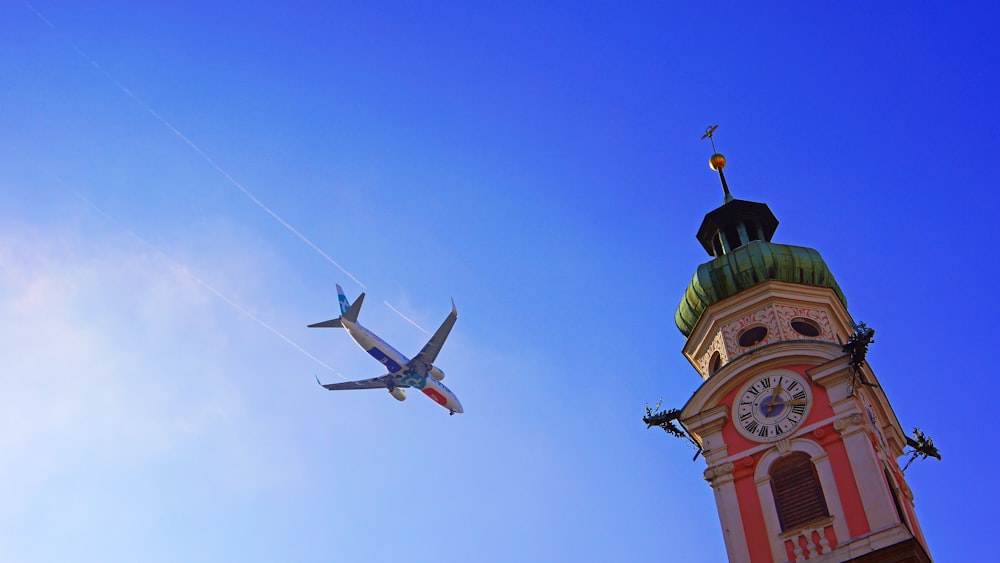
xmin=309 ymin=284 xmax=463 ymax=415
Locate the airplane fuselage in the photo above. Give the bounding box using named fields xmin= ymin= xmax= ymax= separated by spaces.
xmin=342 ymin=318 xmax=463 ymax=414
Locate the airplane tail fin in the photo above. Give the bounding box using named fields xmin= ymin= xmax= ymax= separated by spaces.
xmin=337 ymin=284 xmax=351 ymax=315
xmin=309 ymin=284 xmax=364 ymax=328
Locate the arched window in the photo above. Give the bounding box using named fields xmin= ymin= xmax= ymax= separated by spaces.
xmin=770 ymin=452 xmax=829 ymax=531
xmin=709 ymin=351 xmax=723 ymax=374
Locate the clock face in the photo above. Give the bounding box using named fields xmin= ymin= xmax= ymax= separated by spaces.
xmin=734 ymin=371 xmax=812 ymax=442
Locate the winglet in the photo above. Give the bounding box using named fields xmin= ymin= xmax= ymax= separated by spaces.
xmin=315 ymin=374 xmax=340 ymax=391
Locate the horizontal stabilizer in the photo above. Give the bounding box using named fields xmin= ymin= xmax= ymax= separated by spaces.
xmin=308 ymin=318 xmax=343 ymax=328
xmin=308 ymin=288 xmax=365 ymax=328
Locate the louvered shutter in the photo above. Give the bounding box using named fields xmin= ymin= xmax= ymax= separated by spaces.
xmin=770 ymin=452 xmax=829 ymax=531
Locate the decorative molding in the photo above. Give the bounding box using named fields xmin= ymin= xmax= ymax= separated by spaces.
xmin=809 ymin=357 xmax=855 ymax=405
xmin=683 ymin=403 xmax=730 ymax=460
xmin=681 ymin=404 xmax=729 ymax=452
xmin=681 ymin=280 xmax=856 ymax=373
xmin=721 ymin=304 xmax=780 ymax=355
xmin=773 ymin=305 xmax=835 ymax=341
xmin=733 ymin=455 xmax=757 ymax=480
xmin=755 ymin=439 xmax=827 ymax=482
xmin=703 ymin=462 xmax=735 ymax=484
xmin=776 ymin=438 xmax=792 ymax=454
xmin=720 ymin=304 xmax=838 ymax=362
xmin=834 ymin=413 xmax=865 ymax=434
xmin=699 ymin=330 xmax=728 ymax=377
xmin=810 ymin=423 xmax=841 ymax=447
xmin=783 ymin=520 xmax=835 ymax=562
xmin=681 ymin=341 xmax=844 ymax=420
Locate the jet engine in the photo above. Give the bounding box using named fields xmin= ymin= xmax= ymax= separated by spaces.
xmin=388 ymin=387 xmax=407 ymax=402
xmin=428 ymin=366 xmax=446 ymax=381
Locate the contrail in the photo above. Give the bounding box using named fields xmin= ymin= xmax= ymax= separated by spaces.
xmin=23 ymin=2 xmax=449 ymax=335
xmin=22 ymin=1 xmax=366 ymax=291
xmin=69 ymin=186 xmax=345 ymax=379
xmin=176 ymin=265 xmax=346 ymax=379
xmin=383 ymin=301 xmax=431 ymax=335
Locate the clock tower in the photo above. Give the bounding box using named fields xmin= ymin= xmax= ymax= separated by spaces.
xmin=670 ymin=136 xmax=932 ymax=562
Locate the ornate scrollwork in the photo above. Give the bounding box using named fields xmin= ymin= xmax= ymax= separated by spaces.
xmin=833 ymin=413 xmax=864 ymax=433
xmin=703 ymin=462 xmax=735 ymax=483
xmin=842 ymin=321 xmax=878 ymax=392
xmin=643 ymin=399 xmax=702 ymax=460
xmin=775 ymin=438 xmax=792 ymax=454
xmin=902 ymin=427 xmax=941 ymax=473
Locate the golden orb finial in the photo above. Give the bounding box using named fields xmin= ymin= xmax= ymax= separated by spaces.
xmin=710 ymin=153 xmax=726 ymax=171
xmin=701 ymin=124 xmax=732 ymax=202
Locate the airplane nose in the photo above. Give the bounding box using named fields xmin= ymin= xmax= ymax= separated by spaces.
xmin=452 ymin=401 xmax=464 ymax=414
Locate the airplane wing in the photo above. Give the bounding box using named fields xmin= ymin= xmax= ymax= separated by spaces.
xmin=408 ymin=299 xmax=458 ymax=374
xmin=316 ymin=374 xmax=409 ymax=391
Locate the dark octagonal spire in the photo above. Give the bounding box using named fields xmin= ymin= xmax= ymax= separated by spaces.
xmin=696 ymin=198 xmax=779 ymax=257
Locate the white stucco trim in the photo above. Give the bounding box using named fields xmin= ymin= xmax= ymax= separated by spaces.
xmin=704 ymin=462 xmax=752 ymax=562
xmin=834 ymin=414 xmax=900 ymax=532
xmin=755 ymin=439 xmax=850 ymax=561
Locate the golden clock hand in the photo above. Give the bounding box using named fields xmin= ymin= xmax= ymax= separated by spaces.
xmin=766 ymin=380 xmax=784 ymax=414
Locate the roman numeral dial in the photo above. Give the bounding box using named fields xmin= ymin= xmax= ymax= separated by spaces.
xmin=733 ymin=371 xmax=813 ymax=442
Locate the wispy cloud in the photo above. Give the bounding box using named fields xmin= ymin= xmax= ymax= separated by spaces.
xmin=0 ymin=224 xmax=308 ymax=545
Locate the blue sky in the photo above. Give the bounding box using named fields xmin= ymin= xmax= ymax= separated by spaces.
xmin=2 ymin=2 xmax=998 ymax=561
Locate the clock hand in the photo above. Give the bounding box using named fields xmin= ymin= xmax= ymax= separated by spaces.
xmin=766 ymin=380 xmax=784 ymax=414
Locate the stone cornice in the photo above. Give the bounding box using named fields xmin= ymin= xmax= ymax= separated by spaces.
xmin=808 ymin=355 xmax=852 ymax=388
xmin=682 ymin=404 xmax=728 ymax=445
xmin=810 ymin=356 xmax=908 ymax=458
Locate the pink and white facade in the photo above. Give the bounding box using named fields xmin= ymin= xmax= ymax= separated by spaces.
xmin=672 ymin=187 xmax=932 ymax=562
xmin=680 ymin=282 xmax=930 ymax=562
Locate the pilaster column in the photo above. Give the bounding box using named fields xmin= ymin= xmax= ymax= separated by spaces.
xmin=704 ymin=462 xmax=752 ymax=563
xmin=834 ymin=413 xmax=899 ymax=532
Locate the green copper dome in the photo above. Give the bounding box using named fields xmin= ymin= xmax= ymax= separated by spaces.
xmin=675 ymin=240 xmax=848 ymax=337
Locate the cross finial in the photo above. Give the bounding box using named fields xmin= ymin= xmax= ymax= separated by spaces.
xmin=701 ymin=125 xmax=719 ymax=152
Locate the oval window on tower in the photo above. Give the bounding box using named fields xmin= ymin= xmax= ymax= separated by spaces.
xmin=737 ymin=325 xmax=768 ymax=348
xmin=790 ymin=317 xmax=822 ymax=338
